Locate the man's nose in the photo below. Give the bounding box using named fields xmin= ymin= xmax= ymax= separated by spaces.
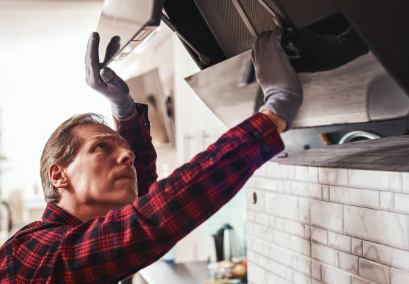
xmin=118 ymin=147 xmax=135 ymax=166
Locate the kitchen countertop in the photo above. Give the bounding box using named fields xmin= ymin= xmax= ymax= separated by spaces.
xmin=139 ymin=261 xmax=212 ymax=284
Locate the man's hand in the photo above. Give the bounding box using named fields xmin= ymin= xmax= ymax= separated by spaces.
xmin=85 ymin=32 xmax=135 ymax=118
xmin=252 ymin=29 xmax=303 ymax=131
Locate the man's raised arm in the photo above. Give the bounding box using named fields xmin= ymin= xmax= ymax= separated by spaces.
xmin=85 ymin=32 xmax=158 ymax=196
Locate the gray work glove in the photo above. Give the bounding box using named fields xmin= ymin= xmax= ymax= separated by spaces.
xmin=85 ymin=32 xmax=135 ymax=118
xmin=252 ymin=29 xmax=303 ymax=131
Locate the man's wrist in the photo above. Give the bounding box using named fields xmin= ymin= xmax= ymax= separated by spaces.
xmin=115 ymin=107 xmax=137 ymax=121
xmin=111 ymin=95 xmax=135 ymax=118
xmin=260 ymin=110 xmax=287 ymax=133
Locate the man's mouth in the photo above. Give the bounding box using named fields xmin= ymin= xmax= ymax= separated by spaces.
xmin=115 ymin=171 xmax=136 ymax=181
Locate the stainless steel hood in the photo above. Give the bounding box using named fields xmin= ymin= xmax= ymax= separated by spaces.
xmin=185 ymin=50 xmax=409 ymax=129
xmin=96 ymin=0 xmax=164 ymax=66
xmin=162 ymin=0 xmax=409 ymax=129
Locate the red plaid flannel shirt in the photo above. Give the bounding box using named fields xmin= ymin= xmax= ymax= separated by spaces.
xmin=0 ymin=104 xmax=284 ymax=283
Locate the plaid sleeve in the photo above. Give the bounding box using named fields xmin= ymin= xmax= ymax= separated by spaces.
xmin=133 ymin=112 xmax=284 ymax=257
xmin=9 ymin=112 xmax=283 ymax=283
xmin=114 ymin=103 xmax=158 ymax=197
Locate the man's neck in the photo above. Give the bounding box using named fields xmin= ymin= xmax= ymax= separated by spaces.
xmin=56 ymin=199 xmax=113 ymax=223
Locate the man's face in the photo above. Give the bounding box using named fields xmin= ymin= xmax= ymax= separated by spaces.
xmin=64 ymin=123 xmax=138 ymax=208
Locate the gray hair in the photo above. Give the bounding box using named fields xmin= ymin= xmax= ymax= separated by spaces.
xmin=40 ymin=113 xmax=108 ymax=203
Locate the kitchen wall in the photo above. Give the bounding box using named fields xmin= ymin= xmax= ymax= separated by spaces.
xmin=246 ymin=148 xmax=409 ymax=284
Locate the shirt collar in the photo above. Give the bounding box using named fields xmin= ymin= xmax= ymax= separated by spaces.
xmin=42 ymin=203 xmax=83 ymax=227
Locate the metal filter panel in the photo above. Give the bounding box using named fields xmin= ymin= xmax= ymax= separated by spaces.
xmin=193 ymin=0 xmax=278 ymax=57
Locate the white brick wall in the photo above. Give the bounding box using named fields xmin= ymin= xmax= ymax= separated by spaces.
xmin=246 ymin=163 xmax=409 ymax=284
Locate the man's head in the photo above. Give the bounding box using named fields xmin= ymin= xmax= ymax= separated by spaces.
xmin=40 ymin=114 xmax=137 ymax=217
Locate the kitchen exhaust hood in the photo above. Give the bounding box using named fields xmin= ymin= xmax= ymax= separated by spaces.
xmin=95 ymin=0 xmax=409 ymax=130
xmin=161 ymin=0 xmax=409 ymax=128
xmin=95 ymin=0 xmax=408 ymax=95
xmin=96 ymin=0 xmax=164 ymax=66
xmin=185 ymin=50 xmax=409 ymax=129
xmin=163 ymin=0 xmax=409 ymax=95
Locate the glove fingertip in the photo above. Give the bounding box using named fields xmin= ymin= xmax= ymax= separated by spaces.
xmin=100 ymin=68 xmax=116 ymax=83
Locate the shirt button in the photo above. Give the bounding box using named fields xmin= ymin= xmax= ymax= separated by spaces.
xmin=252 ymin=130 xmax=262 ymax=138
xmin=209 ymin=156 xmax=215 ymax=161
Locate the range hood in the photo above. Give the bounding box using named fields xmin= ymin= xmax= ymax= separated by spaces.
xmin=185 ymin=50 xmax=409 ymax=129
xmin=96 ymin=0 xmax=408 ymax=95
xmin=95 ymin=0 xmax=409 ymax=129
xmin=161 ymin=0 xmax=409 ymax=128
xmin=96 ymin=0 xmax=164 ymax=66
xmin=164 ymin=0 xmax=409 ymax=95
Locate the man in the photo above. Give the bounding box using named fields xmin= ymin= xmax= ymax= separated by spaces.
xmin=0 ymin=29 xmax=302 ymax=283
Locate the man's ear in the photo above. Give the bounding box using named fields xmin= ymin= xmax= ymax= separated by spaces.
xmin=49 ymin=164 xmax=69 ymax=188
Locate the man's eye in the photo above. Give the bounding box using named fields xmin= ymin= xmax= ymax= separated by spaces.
xmin=95 ymin=143 xmax=106 ymax=150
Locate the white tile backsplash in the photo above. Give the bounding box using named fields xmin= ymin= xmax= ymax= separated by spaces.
xmin=322 ymin=265 xmax=351 ymax=284
xmin=290 ymin=235 xmax=311 ymax=256
xmin=247 ymin=209 xmax=256 ymax=222
xmin=295 ymin=255 xmax=312 ymax=276
xmin=248 ymin=262 xmax=266 ymax=284
xmin=309 ymin=166 xmax=319 ymax=183
xmin=394 ymin=193 xmax=409 ymax=214
xmin=273 ymin=216 xmax=307 ymax=239
xmin=310 ymin=184 xmax=322 ymax=200
xmin=311 ymin=227 xmax=327 ymax=245
xmin=255 ymin=212 xmax=269 ymax=227
xmin=265 ymin=258 xmax=287 ymax=279
xmin=299 ymin=198 xmax=310 ymax=224
xmin=349 ymin=169 xmax=402 ymax=192
xmin=260 ymin=225 xmax=273 ymax=242
xmin=363 ymin=241 xmax=409 ymax=272
xmin=272 ymin=229 xmax=290 ymax=248
xmin=255 ymin=177 xmax=284 ymax=192
xmin=339 ymin=251 xmax=359 ymax=275
xmin=247 ymin=160 xmax=409 ymax=284
xmin=380 ymin=192 xmax=395 ymax=211
xmin=290 ymin=181 xmax=310 ymax=197
xmin=319 ymin=168 xmax=349 ymax=186
xmin=311 ymin=200 xmax=343 ymax=232
xmin=329 ymin=186 xmax=379 ymax=209
xmin=266 ymin=163 xmax=295 ymax=180
xmin=344 ymin=205 xmax=409 ymax=250
xmin=401 ymin=172 xmax=409 ymax=193
xmin=254 ymin=163 xmax=268 ymax=177
xmin=322 ymin=185 xmax=330 ymax=201
xmin=311 ymin=243 xmax=339 ymax=267
xmin=264 ymin=240 xmax=292 ymax=267
xmin=265 ymin=192 xmax=302 ymax=222
xmin=294 ymin=166 xmax=310 ymax=182
xmin=293 ymin=270 xmax=312 ymax=284
xmin=391 ymin=268 xmax=409 ymax=284
xmin=304 ymin=226 xmax=311 ymax=240
xmin=327 ymin=231 xmax=351 ymax=252
xmin=352 ymin=238 xmax=363 ymax=256
xmin=359 ymin=258 xmax=391 ymax=284
xmin=266 ymin=271 xmax=293 ymax=284
xmin=351 ymin=277 xmax=378 ymax=284
xmin=312 ymin=261 xmax=322 ymax=281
